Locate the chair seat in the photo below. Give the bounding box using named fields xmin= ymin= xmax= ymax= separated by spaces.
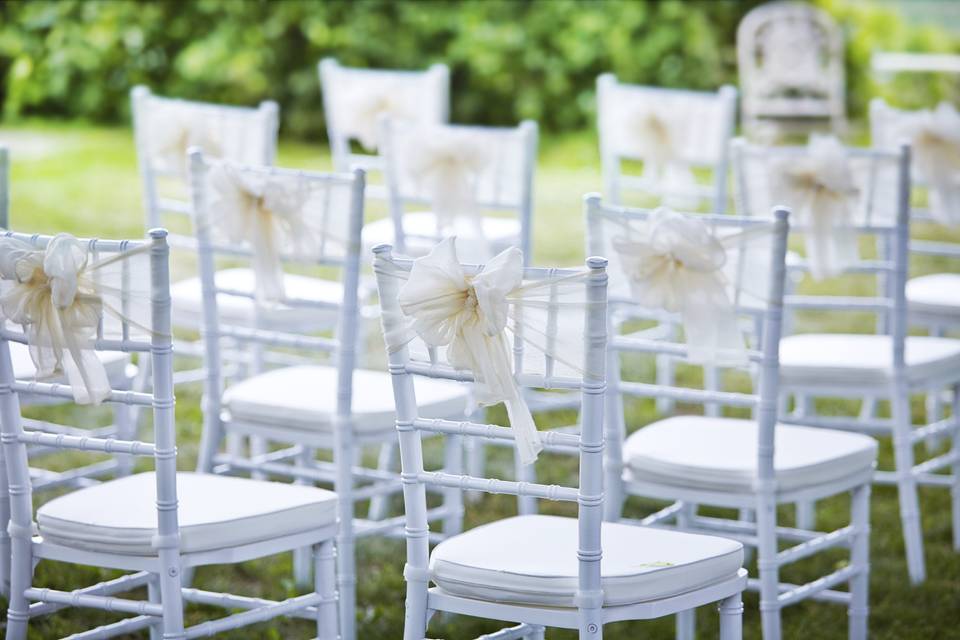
xmin=11 ymin=341 xmax=128 ymax=382
xmin=907 ymin=273 xmax=960 ymax=320
xmin=429 ymin=515 xmax=743 ymax=608
xmin=223 ymin=364 xmax=469 ymax=434
xmin=780 ymin=334 xmax=960 ymax=387
xmin=37 ymin=472 xmax=338 ymax=556
xmin=362 ymin=212 xmax=521 ymax=257
xmin=623 ymin=416 xmax=877 ymax=493
xmin=170 ymin=268 xmax=342 ymax=330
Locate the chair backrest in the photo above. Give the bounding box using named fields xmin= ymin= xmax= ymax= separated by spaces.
xmin=585 ymin=197 xmax=790 ymax=493
xmin=737 ymin=1 xmax=845 ymax=127
xmin=130 ymin=86 xmax=279 ymax=245
xmin=372 ymin=241 xmax=608 ymax=605
xmin=596 ymin=74 xmax=737 ymax=213
xmin=379 ymin=118 xmax=538 ymax=261
xmin=319 ymin=58 xmax=450 ymax=174
xmin=732 ymin=139 xmax=911 ymax=357
xmin=0 ymin=229 xmax=176 ymax=552
xmin=186 ymin=150 xmax=365 ymax=466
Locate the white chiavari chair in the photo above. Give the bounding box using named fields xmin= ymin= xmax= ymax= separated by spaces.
xmin=0 ymin=229 xmax=341 ymax=640
xmin=589 ymin=198 xmax=876 ymax=640
xmin=373 ymin=238 xmax=748 ymax=640
xmin=737 ymin=1 xmax=847 ymax=140
xmin=870 ymin=98 xmax=960 ymax=335
xmin=597 ymin=75 xmax=738 ymax=419
xmin=186 ymin=151 xmax=470 ymax=640
xmin=366 ymin=118 xmax=537 ymax=264
xmin=0 ymin=148 xmax=139 ymax=522
xmin=597 ymin=74 xmax=737 ymax=214
xmin=319 ymin=57 xmax=450 ymax=200
xmin=734 ymin=138 xmax=960 ymax=584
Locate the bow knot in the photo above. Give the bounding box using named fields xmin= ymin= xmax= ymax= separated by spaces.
xmin=773 ymin=135 xmax=859 ymax=280
xmin=396 ymin=237 xmax=542 ymax=464
xmin=612 ymin=208 xmax=746 ymax=366
xmin=0 ymin=234 xmax=109 ymax=404
xmin=150 ymin=107 xmax=222 ymax=176
xmin=208 ymin=164 xmax=311 ymax=302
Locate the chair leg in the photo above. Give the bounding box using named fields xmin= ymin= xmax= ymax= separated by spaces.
xmin=148 ymin=576 xmax=162 ymax=640
xmin=738 ymin=508 xmax=755 ymax=565
xmin=334 ymin=430 xmax=357 ymax=640
xmin=951 ymin=383 xmax=960 ymax=551
xmin=368 ymin=440 xmax=397 ymax=520
xmin=578 ymin=608 xmax=603 ymax=639
xmin=5 ymin=531 xmax=30 ymax=640
xmin=315 ymin=540 xmax=339 ymax=640
xmin=294 ymin=447 xmax=315 ymax=588
xmin=402 ymin=574 xmax=430 ymax=640
xmin=795 ymin=500 xmax=816 ymax=530
xmin=526 ymin=625 xmax=546 ymax=640
xmin=926 ymin=327 xmax=948 ymax=454
xmin=849 ymin=483 xmax=871 ymax=640
xmin=757 ymin=494 xmax=782 ymax=640
xmin=892 ymin=389 xmax=926 ymax=583
xmin=718 ymin=593 xmax=743 ymax=640
xmin=676 ymin=503 xmax=696 ymax=640
xmin=442 ymin=434 xmax=464 ymax=536
xmin=157 ymin=564 xmax=185 ymax=640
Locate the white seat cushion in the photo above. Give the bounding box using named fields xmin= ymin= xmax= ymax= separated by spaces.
xmin=429 ymin=515 xmax=743 ymax=607
xmin=780 ymin=333 xmax=960 ymax=386
xmin=223 ymin=365 xmax=469 ymax=434
xmin=907 ymin=273 xmax=960 ymax=319
xmin=170 ymin=268 xmax=342 ymax=330
xmin=362 ymin=212 xmax=521 ymax=256
xmin=623 ymin=416 xmax=877 ymax=493
xmin=37 ymin=472 xmax=337 ymax=556
xmin=10 ymin=341 xmax=128 ymax=382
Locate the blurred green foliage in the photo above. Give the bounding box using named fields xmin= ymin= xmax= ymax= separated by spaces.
xmin=0 ymin=0 xmax=956 ymax=140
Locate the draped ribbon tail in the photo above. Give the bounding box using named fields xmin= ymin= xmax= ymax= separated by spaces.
xmin=62 ymin=346 xmax=111 ymax=405
xmin=504 ymin=395 xmax=542 ymax=466
xmin=681 ymin=279 xmax=748 ymax=368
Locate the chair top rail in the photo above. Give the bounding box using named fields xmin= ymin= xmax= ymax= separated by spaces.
xmin=0 ymin=230 xmax=147 ymax=254
xmin=0 ymin=329 xmax=153 ymax=354
xmin=375 ymin=246 xmax=585 ymax=280
xmin=132 ymin=85 xmax=276 ymax=115
xmin=587 ymin=200 xmax=774 ymax=229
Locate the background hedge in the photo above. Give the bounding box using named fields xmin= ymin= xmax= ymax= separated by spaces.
xmin=0 ymin=0 xmax=957 ymax=140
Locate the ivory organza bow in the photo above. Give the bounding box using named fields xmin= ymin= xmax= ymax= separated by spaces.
xmin=611 ymin=208 xmax=748 ymax=366
xmin=392 ymin=237 xmax=542 ymax=464
xmin=207 ymin=164 xmax=314 ymax=302
xmin=618 ymin=104 xmax=697 ymax=209
xmin=898 ymin=102 xmax=960 ymax=226
xmin=773 ymin=135 xmax=859 ymax=280
xmin=339 ymin=84 xmax=414 ymax=151
xmin=150 ymin=106 xmax=222 ymax=176
xmin=406 ymin=129 xmax=492 ymax=237
xmin=0 ymin=234 xmax=149 ymax=405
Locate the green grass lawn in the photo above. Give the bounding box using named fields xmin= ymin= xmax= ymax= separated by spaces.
xmin=1 ymin=120 xmax=959 ymax=639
